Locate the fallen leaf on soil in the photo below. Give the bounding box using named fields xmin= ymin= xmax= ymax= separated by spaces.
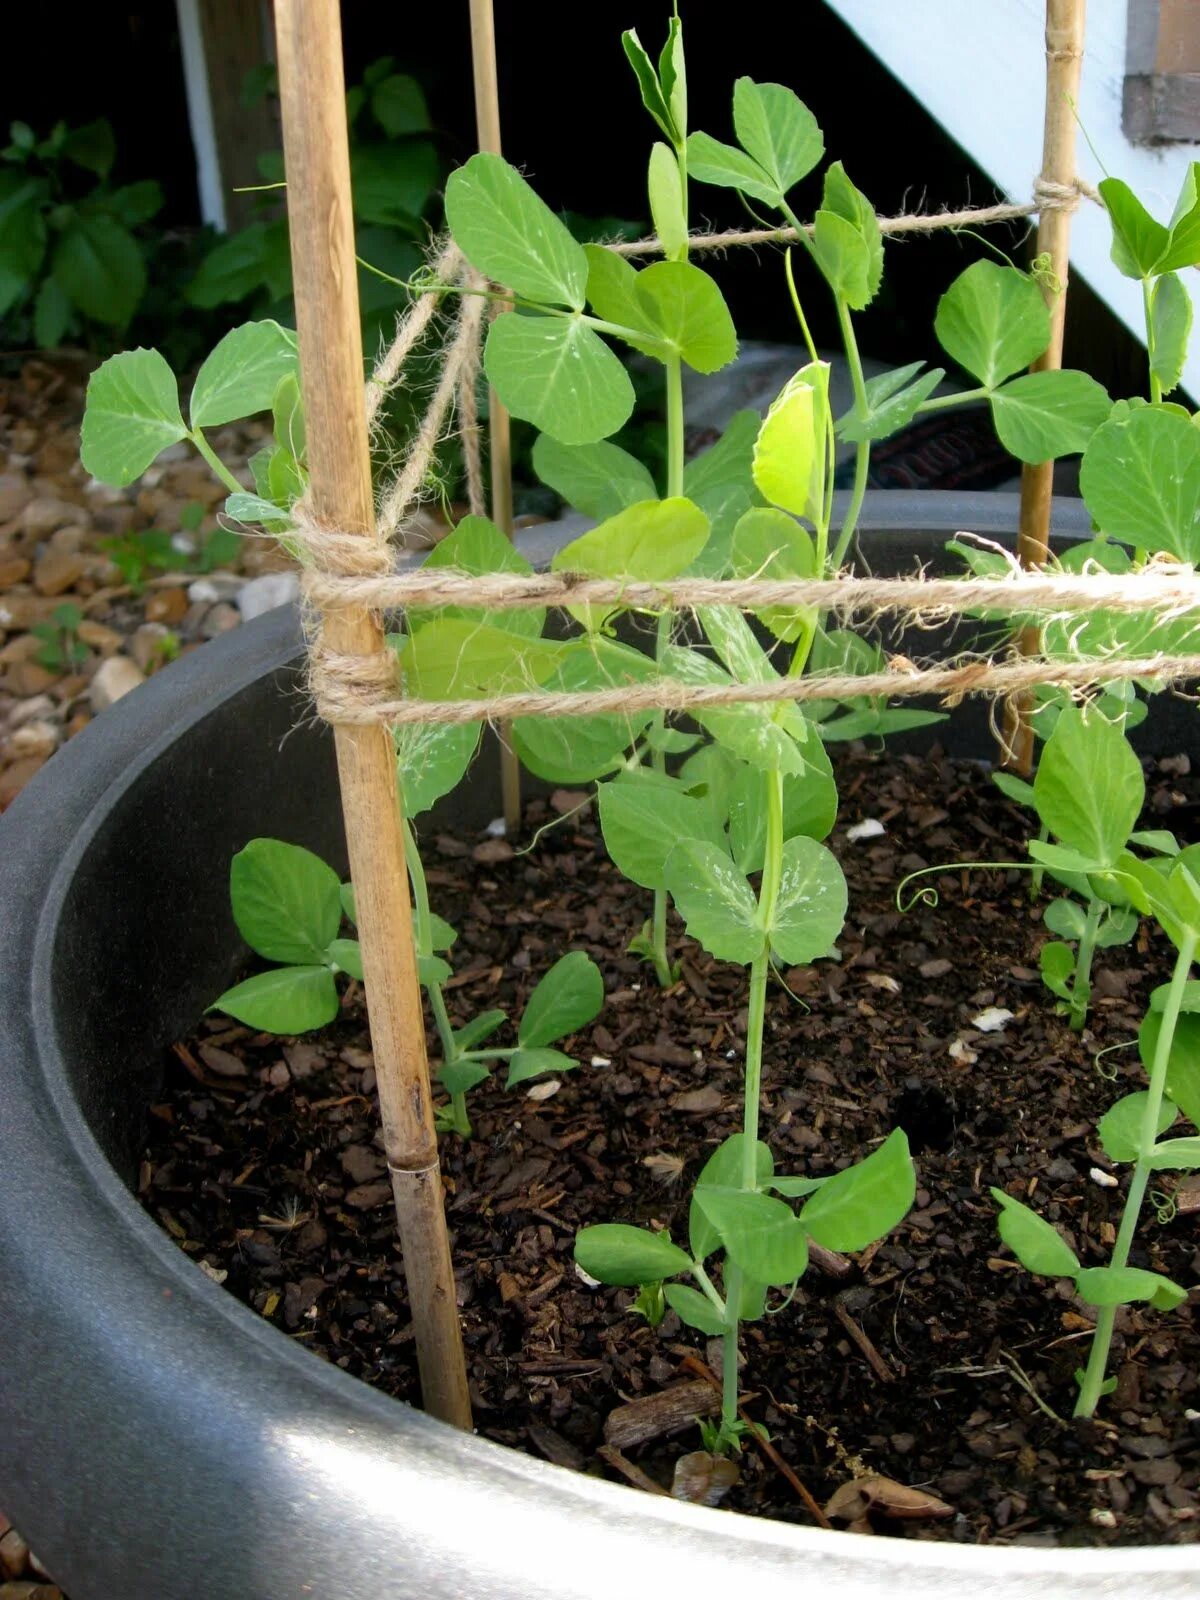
xmin=825 ymin=1474 xmax=955 ymax=1528
xmin=671 ymin=1451 xmax=740 ymax=1506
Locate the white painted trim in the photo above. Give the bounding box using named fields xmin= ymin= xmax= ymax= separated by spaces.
xmin=825 ymin=0 xmax=1200 ymax=400
xmin=175 ymin=0 xmax=227 ymax=231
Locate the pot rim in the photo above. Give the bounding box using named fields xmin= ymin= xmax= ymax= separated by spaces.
xmin=2 ymin=493 xmax=1195 ymax=1599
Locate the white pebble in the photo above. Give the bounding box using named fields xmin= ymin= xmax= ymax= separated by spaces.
xmin=1090 ymin=1167 xmax=1119 ymax=1188
xmin=847 ymin=819 xmax=886 ymax=842
xmin=971 ymin=1006 xmax=1015 ymax=1033
xmin=485 ymin=816 xmax=507 ymax=838
xmin=575 ymin=1263 xmax=601 ymax=1289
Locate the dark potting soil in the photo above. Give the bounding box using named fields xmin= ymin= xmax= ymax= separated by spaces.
xmin=140 ymin=747 xmax=1200 ymax=1547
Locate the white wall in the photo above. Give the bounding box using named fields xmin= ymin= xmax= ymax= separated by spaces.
xmin=825 ymin=0 xmax=1200 ymax=400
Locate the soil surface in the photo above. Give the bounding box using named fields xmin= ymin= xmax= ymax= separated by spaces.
xmin=139 ymin=745 xmax=1200 ymax=1548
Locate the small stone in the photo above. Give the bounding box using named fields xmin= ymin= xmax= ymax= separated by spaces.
xmin=6 ymin=662 xmax=57 ymax=698
xmin=200 ymin=602 xmax=241 ymax=638
xmin=283 ymin=1042 xmax=325 ymax=1080
xmin=6 ymin=721 xmax=59 ymax=761
xmin=197 ymin=1043 xmax=248 ymax=1079
xmin=0 ymin=473 xmax=32 ymax=522
xmin=0 ymin=757 xmax=45 ymax=807
xmin=0 ymin=595 xmax=57 ymax=630
xmin=8 ymin=694 xmax=55 ymax=726
xmin=144 ymin=586 xmax=188 ymax=625
xmin=0 ymin=1585 xmax=64 ymax=1600
xmin=89 ymin=655 xmax=146 ymax=712
xmin=236 ymin=570 xmax=299 ymax=620
xmin=919 ymin=957 xmax=953 ymax=979
xmin=188 ymin=573 xmax=242 ymax=604
xmin=20 ymin=494 xmax=77 ymax=537
xmin=846 ymin=818 xmax=885 ymax=842
xmin=341 ymin=1145 xmax=385 ymax=1184
xmin=64 ymin=711 xmax=91 ymax=739
xmin=33 ymin=550 xmax=85 ymax=597
xmin=76 ymin=620 xmax=123 ymax=654
xmin=47 ymin=525 xmax=86 ymax=555
xmin=0 ymin=557 xmax=31 ymax=588
xmin=345 ymin=1179 xmax=392 ymax=1210
xmin=129 ymin=622 xmax=172 ymax=672
xmin=971 ymin=1006 xmax=1014 ymax=1033
xmin=267 ymin=1061 xmax=291 ymax=1088
xmin=1130 ymin=1457 xmax=1182 ymax=1487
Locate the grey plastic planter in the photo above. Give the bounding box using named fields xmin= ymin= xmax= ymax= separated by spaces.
xmin=0 ymin=493 xmax=1196 ymax=1600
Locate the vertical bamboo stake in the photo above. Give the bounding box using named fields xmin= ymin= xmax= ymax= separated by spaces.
xmin=274 ymin=0 xmax=472 ymax=1431
xmin=468 ymin=0 xmax=522 ymax=835
xmin=1005 ymin=0 xmax=1087 ymax=773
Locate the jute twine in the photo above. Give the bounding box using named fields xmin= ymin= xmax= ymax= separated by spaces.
xmin=288 ymin=174 xmax=1198 ymax=734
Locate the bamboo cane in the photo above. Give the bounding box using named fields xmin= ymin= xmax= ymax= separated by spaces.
xmin=468 ymin=0 xmax=522 ymax=835
xmin=1005 ymin=0 xmax=1087 ymax=773
xmin=274 ymin=0 xmax=472 ymax=1431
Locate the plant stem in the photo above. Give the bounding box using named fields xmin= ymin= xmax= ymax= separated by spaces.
xmin=914 ymin=386 xmax=989 ymax=414
xmin=718 ymin=772 xmax=784 ymax=1441
xmin=189 ymin=429 xmax=245 ymax=497
xmin=1031 ymin=821 xmax=1048 ymax=901
xmin=404 ymin=819 xmax=471 ymax=1137
xmin=827 ymin=299 xmax=872 ymax=572
xmin=1068 ymin=895 xmax=1104 ymax=1031
xmin=647 ymin=353 xmax=687 ymax=989
xmin=1142 ymin=278 xmax=1163 ymax=405
xmin=1074 ymin=931 xmax=1196 ymax=1418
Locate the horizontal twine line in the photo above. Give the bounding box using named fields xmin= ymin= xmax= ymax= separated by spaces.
xmin=309 ymin=651 xmax=1200 ymax=728
xmin=300 ymin=564 xmax=1200 ymax=621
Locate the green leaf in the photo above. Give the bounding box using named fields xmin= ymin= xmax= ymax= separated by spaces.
xmin=1096 ymin=906 xmax=1138 ymax=948
xmin=732 ymin=78 xmax=823 ymax=195
xmin=699 ymin=603 xmax=778 ymax=685
xmin=1039 ymin=941 xmax=1075 ymax=1002
xmin=752 ymin=361 xmax=829 ymax=518
xmin=685 ymin=131 xmax=780 ymax=207
xmin=728 ymin=507 xmax=817 ymax=642
xmin=695 ymin=1186 xmax=809 ymax=1286
xmin=80 ymin=348 xmax=188 ymax=486
xmin=1034 ymin=704 xmax=1144 ymax=866
xmin=0 ymin=173 xmax=47 ymax=284
xmin=837 ymin=362 xmax=945 ymax=445
xmin=370 ymin=73 xmax=430 ymax=135
xmin=399 ymin=617 xmax=565 ymax=700
xmin=419 ymin=955 xmax=453 ymax=987
xmin=992 ymin=770 xmax=1036 ymax=807
xmin=934 ymin=261 xmax=1049 ymax=389
xmin=513 ymin=639 xmax=655 ymax=783
xmin=532 ymin=434 xmax=656 ymax=519
xmin=684 ymin=410 xmax=760 ymax=574
xmin=426 ymin=914 xmax=458 ymax=952
xmin=505 ymin=1047 xmax=577 ymax=1088
xmin=416 ymin=513 xmax=540 ymax=638
xmin=326 ymin=938 xmax=364 ymax=980
xmin=810 ymin=163 xmax=882 ymax=311
xmin=445 ymin=152 xmax=587 ymax=309
xmin=728 ymin=747 xmax=838 ymax=873
xmin=1075 ymin=1266 xmax=1188 ymax=1310
xmin=1140 ymin=1009 xmax=1200 ymax=1129
xmin=799 ymin=1129 xmax=915 ymax=1252
xmin=633 ymin=260 xmax=737 ymax=373
xmin=1099 ymin=177 xmax=1169 ymax=278
xmin=552 ymin=496 xmax=710 ymax=628
xmin=51 ymin=213 xmax=144 ymax=327
xmin=189 ymin=320 xmax=299 ymax=430
xmin=1044 ymin=898 xmax=1087 ymax=941
xmin=991 ymin=1188 xmax=1080 ymax=1277
xmin=574 ymin=1223 xmax=692 ymax=1287
xmin=395 ymin=720 xmax=481 ymax=817
xmin=61 ymin=118 xmax=116 ymax=177
xmin=769 ymin=1174 xmax=828 ymax=1198
xmin=211 ymin=965 xmax=339 ymax=1033
xmin=689 ymin=1133 xmax=774 ymax=1259
xmin=230 ymin=838 xmax=343 ymax=964
xmin=622 ymin=28 xmax=678 ymax=144
xmin=1079 ymin=404 xmax=1200 ymax=559
xmin=989 ymin=370 xmax=1110 ymax=463
xmin=664 ymin=1283 xmax=725 ymax=1335
xmin=598 ymin=770 xmax=728 ymax=892
xmin=1150 ymin=273 xmax=1192 ymax=396
xmin=1157 ymin=162 xmax=1200 ymax=273
xmin=663 ymin=840 xmax=762 ymax=964
xmin=583 ymin=245 xmax=662 ymax=357
xmin=1147 ymin=1136 xmax=1200 ymax=1171
xmin=648 ymin=143 xmax=687 ymax=262
xmin=32 ymin=276 xmax=71 ymax=349
xmin=441 ymin=1059 xmax=491 ymax=1096
xmin=519 ymin=950 xmax=603 ymax=1047
xmin=108 ymin=180 xmax=165 ymax=227
xmin=454 ymin=1008 xmax=507 ymax=1053
xmin=661 ymin=644 xmax=807 ymax=776
xmin=484 ymin=312 xmax=634 ymax=446
xmin=769 ymin=836 xmax=848 ymax=965
xmin=1098 ymin=1090 xmax=1176 ymax=1163
xmin=658 ymin=17 xmax=687 ymax=143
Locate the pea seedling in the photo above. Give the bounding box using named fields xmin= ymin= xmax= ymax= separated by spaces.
xmin=31 ymin=601 xmax=86 ymax=672
xmin=212 ymin=837 xmax=604 ymax=1138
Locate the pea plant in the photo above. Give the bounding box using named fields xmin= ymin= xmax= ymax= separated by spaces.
xmin=993 ymin=832 xmax=1200 ymax=1418
xmin=212 ymin=834 xmax=603 ymax=1139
